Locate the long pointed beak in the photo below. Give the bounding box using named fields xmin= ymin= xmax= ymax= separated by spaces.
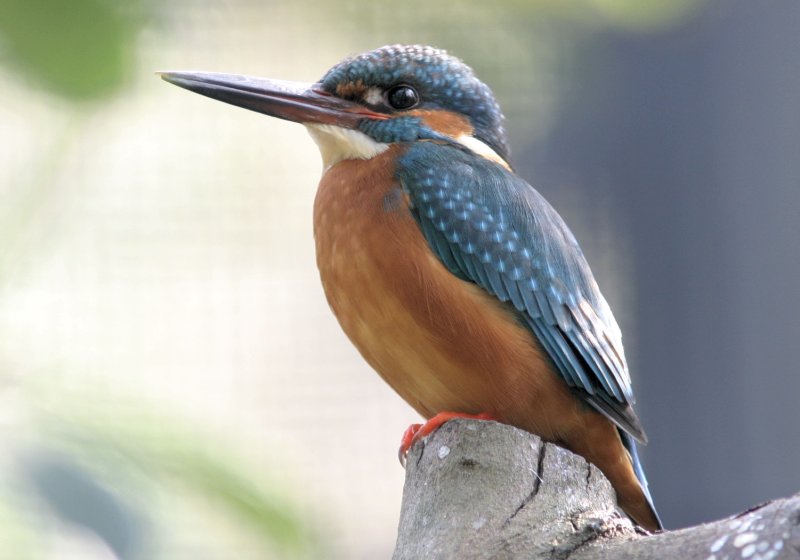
xmin=158 ymin=71 xmax=387 ymax=128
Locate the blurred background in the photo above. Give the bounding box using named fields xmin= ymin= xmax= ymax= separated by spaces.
xmin=0 ymin=0 xmax=798 ymax=558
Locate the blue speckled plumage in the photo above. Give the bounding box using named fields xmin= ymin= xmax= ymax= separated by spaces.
xmin=396 ymin=142 xmax=647 ymax=442
xmin=358 ymin=116 xmax=424 ymax=144
xmin=396 ymin=138 xmax=659 ymax=529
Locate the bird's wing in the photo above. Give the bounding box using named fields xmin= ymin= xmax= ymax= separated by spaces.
xmin=397 ymin=142 xmax=647 ymax=442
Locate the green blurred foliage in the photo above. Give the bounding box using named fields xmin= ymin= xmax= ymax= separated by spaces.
xmin=0 ymin=0 xmax=148 ymax=101
xmin=0 ymin=0 xmax=703 ymax=103
xmin=16 ymin=385 xmax=327 ymax=559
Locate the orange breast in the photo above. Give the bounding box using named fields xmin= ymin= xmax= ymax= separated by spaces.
xmin=312 ymin=148 xmax=662 ymax=530
xmin=312 ymin=147 xmax=586 ymax=440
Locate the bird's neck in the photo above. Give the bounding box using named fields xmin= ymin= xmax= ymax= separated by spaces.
xmin=306 ymin=124 xmax=389 ymax=172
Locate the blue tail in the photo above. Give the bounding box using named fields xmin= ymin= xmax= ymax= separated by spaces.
xmin=620 ymin=430 xmax=663 ymax=530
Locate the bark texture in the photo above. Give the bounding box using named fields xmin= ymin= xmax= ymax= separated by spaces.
xmin=393 ymin=419 xmax=800 ymax=560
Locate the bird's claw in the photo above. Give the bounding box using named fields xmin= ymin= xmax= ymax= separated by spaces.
xmin=398 ymin=423 xmax=423 ymax=467
xmin=397 ymin=412 xmax=495 ymax=468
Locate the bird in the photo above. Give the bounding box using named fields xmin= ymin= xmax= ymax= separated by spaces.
xmin=160 ymin=44 xmax=662 ymax=532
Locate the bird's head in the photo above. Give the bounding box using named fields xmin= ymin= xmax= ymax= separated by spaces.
xmin=161 ymin=45 xmax=510 ymax=170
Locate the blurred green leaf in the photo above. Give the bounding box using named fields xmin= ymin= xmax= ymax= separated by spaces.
xmin=0 ymin=486 xmax=40 ymax=560
xmin=29 ymin=385 xmax=326 ymax=559
xmin=0 ymin=0 xmax=147 ymax=100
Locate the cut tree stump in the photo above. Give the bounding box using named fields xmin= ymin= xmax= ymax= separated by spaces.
xmin=393 ymin=419 xmax=799 ymax=560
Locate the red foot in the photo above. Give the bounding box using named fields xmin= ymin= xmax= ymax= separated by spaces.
xmin=398 ymin=411 xmax=495 ymax=466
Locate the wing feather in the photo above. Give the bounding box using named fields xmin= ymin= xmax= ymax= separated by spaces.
xmin=397 ymin=143 xmax=647 ymax=442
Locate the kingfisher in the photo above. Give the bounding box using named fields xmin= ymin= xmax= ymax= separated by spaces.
xmin=161 ymin=44 xmax=662 ymax=531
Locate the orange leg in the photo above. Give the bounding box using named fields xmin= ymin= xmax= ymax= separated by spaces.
xmin=398 ymin=411 xmax=495 ymax=466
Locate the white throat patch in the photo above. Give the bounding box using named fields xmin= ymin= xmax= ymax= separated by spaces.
xmin=305 ymin=123 xmax=510 ymax=173
xmin=305 ymin=124 xmax=389 ymax=171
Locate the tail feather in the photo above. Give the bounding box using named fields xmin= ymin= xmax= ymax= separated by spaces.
xmin=619 ymin=430 xmax=663 ymax=531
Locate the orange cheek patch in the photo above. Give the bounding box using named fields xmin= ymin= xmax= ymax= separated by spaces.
xmin=410 ymin=109 xmax=474 ymax=137
xmin=335 ymin=80 xmax=367 ymax=99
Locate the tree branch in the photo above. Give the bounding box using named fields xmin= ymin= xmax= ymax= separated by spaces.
xmin=393 ymin=419 xmax=800 ymax=560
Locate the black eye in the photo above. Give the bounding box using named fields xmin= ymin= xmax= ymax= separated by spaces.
xmin=386 ymin=85 xmax=419 ymax=110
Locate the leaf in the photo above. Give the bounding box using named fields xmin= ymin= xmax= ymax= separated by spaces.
xmin=0 ymin=0 xmax=148 ymax=101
